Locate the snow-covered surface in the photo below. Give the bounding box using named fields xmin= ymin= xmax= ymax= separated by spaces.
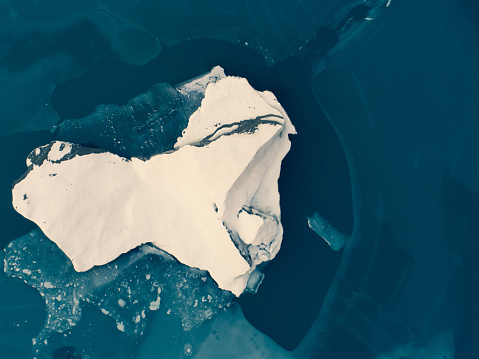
xmin=175 ymin=75 xmax=285 ymax=148
xmin=12 ymin=68 xmax=295 ymax=296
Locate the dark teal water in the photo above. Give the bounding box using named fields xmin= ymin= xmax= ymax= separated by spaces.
xmin=1 ymin=0 xmax=478 ymax=358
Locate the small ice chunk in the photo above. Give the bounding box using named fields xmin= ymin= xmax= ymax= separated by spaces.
xmin=116 ymin=322 xmax=125 ymax=332
xmin=307 ymin=213 xmax=349 ymax=251
xmin=149 ymin=297 xmax=161 ymax=311
xmin=4 ymin=231 xmax=233 ymax=358
xmin=43 ymin=282 xmax=54 ymax=289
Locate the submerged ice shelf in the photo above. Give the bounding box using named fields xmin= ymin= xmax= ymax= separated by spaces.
xmin=12 ymin=67 xmax=295 ymax=297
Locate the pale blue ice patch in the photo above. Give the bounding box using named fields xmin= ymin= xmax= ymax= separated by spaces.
xmin=307 ymin=212 xmax=349 ymax=251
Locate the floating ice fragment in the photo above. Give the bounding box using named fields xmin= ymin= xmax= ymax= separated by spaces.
xmin=116 ymin=322 xmax=125 ymax=332
xmin=307 ymin=212 xmax=349 ymax=251
xmin=184 ymin=343 xmax=193 ymax=356
xmin=149 ymin=297 xmax=161 ymax=311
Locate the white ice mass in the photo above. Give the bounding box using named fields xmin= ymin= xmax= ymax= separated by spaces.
xmin=12 ymin=67 xmax=295 ymax=296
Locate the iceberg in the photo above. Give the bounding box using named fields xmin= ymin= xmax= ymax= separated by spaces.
xmin=12 ymin=68 xmax=295 ymax=297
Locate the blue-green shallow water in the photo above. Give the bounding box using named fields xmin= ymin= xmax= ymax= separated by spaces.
xmin=1 ymin=0 xmax=478 ymax=357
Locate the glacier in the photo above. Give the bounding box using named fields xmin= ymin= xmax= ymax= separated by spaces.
xmin=12 ymin=67 xmax=295 ymax=297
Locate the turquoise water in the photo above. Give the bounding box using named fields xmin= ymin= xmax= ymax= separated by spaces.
xmin=1 ymin=0 xmax=478 ymax=358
